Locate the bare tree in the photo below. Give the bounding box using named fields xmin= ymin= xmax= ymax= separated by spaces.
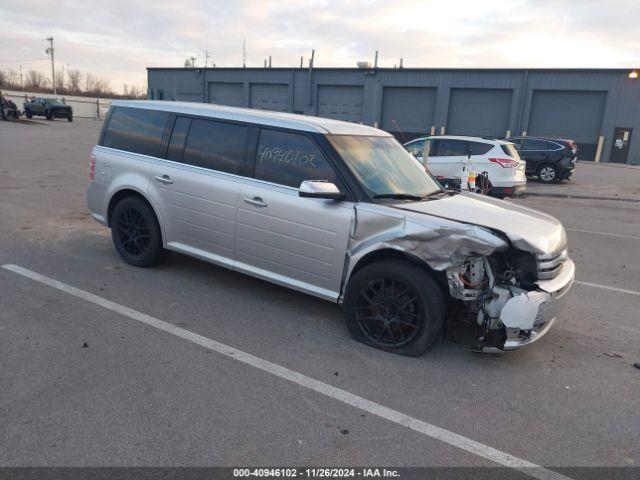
xmin=25 ymin=70 xmax=48 ymax=90
xmin=184 ymin=57 xmax=196 ymax=68
xmin=94 ymin=77 xmax=111 ymax=96
xmin=0 ymin=70 xmax=6 ymax=86
xmin=123 ymin=83 xmax=146 ymax=99
xmin=67 ymin=69 xmax=82 ymax=93
xmin=7 ymin=69 xmax=18 ymax=87
xmin=84 ymin=73 xmax=96 ymax=93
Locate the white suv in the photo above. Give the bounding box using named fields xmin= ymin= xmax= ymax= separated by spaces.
xmin=404 ymin=136 xmax=527 ymax=198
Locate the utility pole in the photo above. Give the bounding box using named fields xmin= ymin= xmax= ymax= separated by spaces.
xmin=189 ymin=56 xmax=197 ymax=68
xmin=242 ymin=38 xmax=246 ymax=68
xmin=268 ymin=56 xmax=272 ymax=68
xmin=19 ymin=65 xmax=23 ymax=91
xmin=45 ymin=37 xmax=56 ymax=95
xmin=374 ymin=50 xmax=379 ymax=69
xmin=204 ymin=49 xmax=210 ymax=68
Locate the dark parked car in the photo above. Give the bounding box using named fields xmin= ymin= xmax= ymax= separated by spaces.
xmin=23 ymin=97 xmax=73 ymax=122
xmin=0 ymin=92 xmax=20 ymax=120
xmin=507 ymin=136 xmax=577 ymax=183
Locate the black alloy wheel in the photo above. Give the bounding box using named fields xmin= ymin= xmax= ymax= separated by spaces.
xmin=353 ymin=277 xmax=422 ymax=348
xmin=344 ymin=260 xmax=445 ymax=356
xmin=116 ymin=207 xmax=152 ymax=258
xmin=110 ymin=196 xmax=168 ymax=267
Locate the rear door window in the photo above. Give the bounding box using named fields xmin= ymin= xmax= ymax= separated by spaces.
xmin=254 ymin=129 xmax=337 ymax=188
xmin=102 ymin=107 xmax=169 ymax=157
xmin=166 ymin=116 xmax=191 ymax=162
xmin=432 ymin=139 xmax=467 ymax=156
xmin=523 ymin=139 xmax=551 ymax=150
xmin=467 ymin=141 xmax=493 ymax=156
xmin=182 ymin=118 xmax=249 ymax=174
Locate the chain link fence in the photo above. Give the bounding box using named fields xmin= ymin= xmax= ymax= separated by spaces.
xmin=0 ymin=90 xmax=111 ymax=119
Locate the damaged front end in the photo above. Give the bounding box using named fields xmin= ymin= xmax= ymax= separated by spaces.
xmin=344 ymin=201 xmax=575 ymax=352
xmin=446 ymin=249 xmax=575 ymax=351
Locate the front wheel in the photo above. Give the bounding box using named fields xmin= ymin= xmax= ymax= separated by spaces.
xmin=343 ymin=260 xmax=445 ymax=356
xmin=45 ymin=110 xmax=53 ymax=120
xmin=67 ymin=113 xmax=73 ymax=122
xmin=538 ymin=164 xmax=558 ymax=183
xmin=110 ymin=196 xmax=168 ymax=267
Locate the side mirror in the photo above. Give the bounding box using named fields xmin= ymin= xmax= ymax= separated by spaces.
xmin=298 ymin=180 xmax=346 ymax=200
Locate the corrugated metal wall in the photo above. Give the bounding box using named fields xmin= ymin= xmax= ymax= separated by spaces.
xmin=380 ymin=87 xmax=436 ymax=142
xmin=447 ymin=88 xmax=513 ymax=137
xmin=147 ymin=67 xmax=640 ymax=164
xmin=528 ymin=90 xmax=607 ymax=160
xmin=250 ymin=83 xmax=289 ymax=112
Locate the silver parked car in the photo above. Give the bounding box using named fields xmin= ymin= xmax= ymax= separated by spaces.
xmin=87 ymin=101 xmax=575 ymax=355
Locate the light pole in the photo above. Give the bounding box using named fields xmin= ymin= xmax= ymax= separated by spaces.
xmin=45 ymin=37 xmax=56 ymax=95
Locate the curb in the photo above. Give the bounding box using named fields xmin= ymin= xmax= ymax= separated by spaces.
xmin=523 ymin=192 xmax=640 ymax=203
xmin=578 ymin=161 xmax=640 ymax=170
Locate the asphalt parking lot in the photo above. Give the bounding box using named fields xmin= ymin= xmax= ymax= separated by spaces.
xmin=1 ymin=119 xmax=639 ymax=478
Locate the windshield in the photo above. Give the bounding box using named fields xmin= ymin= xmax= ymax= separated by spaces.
xmin=328 ymin=135 xmax=442 ymax=199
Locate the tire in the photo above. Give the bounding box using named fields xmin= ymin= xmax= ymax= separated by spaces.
xmin=25 ymin=109 xmax=32 ymax=119
xmin=67 ymin=113 xmax=73 ymax=122
xmin=45 ymin=110 xmax=53 ymax=120
xmin=110 ymin=196 xmax=168 ymax=267
xmin=343 ymin=260 xmax=445 ymax=356
xmin=537 ymin=164 xmax=558 ymax=183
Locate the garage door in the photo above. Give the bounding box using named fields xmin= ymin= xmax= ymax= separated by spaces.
xmin=250 ymin=83 xmax=289 ymax=112
xmin=208 ymin=82 xmax=244 ymax=107
xmin=318 ymin=85 xmax=364 ymax=123
xmin=381 ymin=87 xmax=437 ymax=142
xmin=447 ymin=88 xmax=513 ymax=137
xmin=528 ymin=90 xmax=606 ymax=161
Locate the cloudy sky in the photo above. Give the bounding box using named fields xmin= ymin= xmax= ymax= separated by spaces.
xmin=1 ymin=0 xmax=638 ymax=93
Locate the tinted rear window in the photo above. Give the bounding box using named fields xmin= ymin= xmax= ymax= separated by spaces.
xmin=182 ymin=119 xmax=249 ymax=174
xmin=467 ymin=141 xmax=493 ymax=156
xmin=102 ymin=107 xmax=169 ymax=157
xmin=166 ymin=117 xmax=191 ymax=162
xmin=523 ymin=138 xmax=554 ymax=150
xmin=255 ymin=129 xmax=337 ymax=188
xmin=500 ymin=144 xmax=521 ymax=159
xmin=431 ymin=139 xmax=466 ymax=156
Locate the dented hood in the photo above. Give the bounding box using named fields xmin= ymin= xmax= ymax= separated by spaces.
xmin=395 ymin=192 xmax=566 ymax=255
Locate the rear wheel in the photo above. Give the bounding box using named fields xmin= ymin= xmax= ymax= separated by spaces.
xmin=538 ymin=164 xmax=558 ymax=183
xmin=343 ymin=260 xmax=445 ymax=356
xmin=110 ymin=196 xmax=168 ymax=267
xmin=45 ymin=110 xmax=53 ymax=120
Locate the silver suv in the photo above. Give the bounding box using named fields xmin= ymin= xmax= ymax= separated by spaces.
xmin=87 ymin=101 xmax=575 ymax=355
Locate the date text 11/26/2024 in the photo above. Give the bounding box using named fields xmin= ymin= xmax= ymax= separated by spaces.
xmin=233 ymin=468 xmax=400 ymax=478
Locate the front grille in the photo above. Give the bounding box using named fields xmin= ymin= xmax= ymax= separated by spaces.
xmin=537 ymin=248 xmax=568 ymax=280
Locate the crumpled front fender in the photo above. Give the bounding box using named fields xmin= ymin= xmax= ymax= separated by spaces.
xmin=341 ymin=204 xmax=508 ymax=298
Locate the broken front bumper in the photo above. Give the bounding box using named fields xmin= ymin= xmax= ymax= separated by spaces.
xmin=485 ymin=258 xmax=575 ymax=352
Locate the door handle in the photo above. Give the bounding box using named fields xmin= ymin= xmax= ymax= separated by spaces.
xmin=244 ymin=196 xmax=267 ymax=208
xmin=154 ymin=175 xmax=173 ymax=185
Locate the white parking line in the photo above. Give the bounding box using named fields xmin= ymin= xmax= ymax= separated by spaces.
xmin=566 ymin=228 xmax=640 ymax=240
xmin=2 ymin=263 xmax=571 ymax=480
xmin=575 ymin=280 xmax=640 ymax=297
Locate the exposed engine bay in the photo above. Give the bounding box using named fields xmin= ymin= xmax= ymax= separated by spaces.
xmin=446 ymin=247 xmax=572 ymax=351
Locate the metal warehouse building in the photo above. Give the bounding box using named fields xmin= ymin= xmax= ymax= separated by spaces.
xmin=147 ymin=67 xmax=640 ymax=164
